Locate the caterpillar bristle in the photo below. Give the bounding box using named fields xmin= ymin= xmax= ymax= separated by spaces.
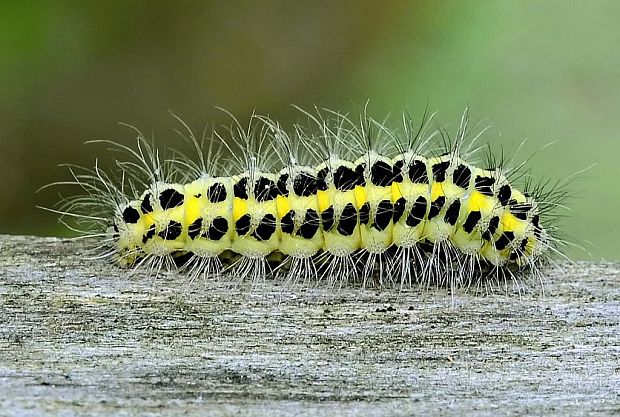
xmin=45 ymin=107 xmax=572 ymax=293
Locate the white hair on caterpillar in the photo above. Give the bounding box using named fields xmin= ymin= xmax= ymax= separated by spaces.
xmin=41 ymin=106 xmax=577 ymax=294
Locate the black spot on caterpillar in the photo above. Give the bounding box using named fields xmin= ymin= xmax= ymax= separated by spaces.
xmin=45 ymin=107 xmax=572 ymax=291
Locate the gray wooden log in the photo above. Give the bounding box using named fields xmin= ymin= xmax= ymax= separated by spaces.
xmin=0 ymin=235 xmax=618 ymax=416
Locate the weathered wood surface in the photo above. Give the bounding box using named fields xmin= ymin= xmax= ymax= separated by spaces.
xmin=0 ymin=235 xmax=618 ymax=416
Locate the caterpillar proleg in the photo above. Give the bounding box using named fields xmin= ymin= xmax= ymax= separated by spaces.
xmin=47 ymin=107 xmax=569 ymax=291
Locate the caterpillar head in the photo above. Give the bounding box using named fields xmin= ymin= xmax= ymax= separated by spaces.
xmin=111 ymin=201 xmax=145 ymax=266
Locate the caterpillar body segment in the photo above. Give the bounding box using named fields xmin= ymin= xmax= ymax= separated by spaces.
xmin=275 ymin=166 xmax=324 ymax=259
xmin=57 ymin=108 xmax=560 ymax=289
xmin=183 ymin=176 xmax=234 ymax=258
xmin=354 ymin=151 xmax=394 ymax=255
xmin=390 ymin=151 xmax=431 ymax=250
xmin=230 ymin=171 xmax=280 ymax=259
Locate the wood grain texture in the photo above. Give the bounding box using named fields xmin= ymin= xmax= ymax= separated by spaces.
xmin=0 ymin=235 xmax=618 ymax=416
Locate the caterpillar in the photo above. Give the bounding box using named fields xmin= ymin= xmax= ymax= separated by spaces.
xmin=48 ymin=107 xmax=567 ymax=290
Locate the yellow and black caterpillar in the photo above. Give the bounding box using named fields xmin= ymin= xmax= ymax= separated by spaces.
xmin=52 ymin=108 xmax=564 ymax=289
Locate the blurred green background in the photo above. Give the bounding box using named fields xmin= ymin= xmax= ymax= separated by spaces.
xmin=1 ymin=0 xmax=617 ymax=260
